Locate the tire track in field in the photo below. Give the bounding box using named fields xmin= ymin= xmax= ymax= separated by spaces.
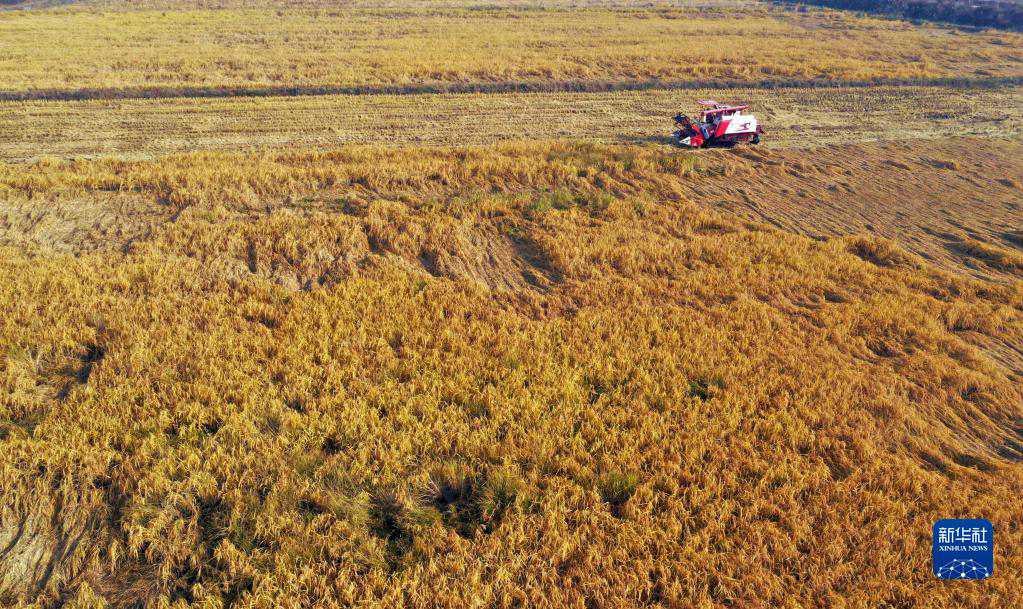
xmin=2 ymin=75 xmax=1022 ymax=103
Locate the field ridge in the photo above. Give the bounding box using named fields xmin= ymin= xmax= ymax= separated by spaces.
xmin=5 ymin=75 xmax=1023 ymax=103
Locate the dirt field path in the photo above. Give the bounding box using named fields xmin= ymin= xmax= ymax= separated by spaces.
xmin=1 ymin=84 xmax=1019 ymax=161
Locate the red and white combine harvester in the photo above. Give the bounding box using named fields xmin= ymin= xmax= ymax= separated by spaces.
xmin=673 ymin=101 xmax=764 ymax=148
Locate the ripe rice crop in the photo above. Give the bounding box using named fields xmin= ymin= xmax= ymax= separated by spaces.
xmin=1 ymin=141 xmax=1021 ymax=607
xmin=0 ymin=4 xmax=1020 ymax=95
xmin=2 ymin=1 xmax=1022 ymax=606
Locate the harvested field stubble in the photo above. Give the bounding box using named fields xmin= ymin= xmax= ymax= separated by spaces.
xmin=2 ymin=84 xmax=1020 ymax=161
xmin=686 ymin=138 xmax=1023 ymax=284
xmin=1 ymin=141 xmax=1022 ymax=607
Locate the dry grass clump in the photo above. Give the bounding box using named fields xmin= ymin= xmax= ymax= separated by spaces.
xmin=0 ymin=5 xmax=1020 ymax=95
xmin=1 ymin=142 xmax=1022 ymax=607
xmin=953 ymin=237 xmax=1023 ymax=275
xmin=843 ymin=235 xmax=919 ymax=268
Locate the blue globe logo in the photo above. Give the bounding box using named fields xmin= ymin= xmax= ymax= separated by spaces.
xmin=936 ymin=558 xmax=991 ymax=579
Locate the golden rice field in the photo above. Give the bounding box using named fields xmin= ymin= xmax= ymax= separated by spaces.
xmin=0 ymin=4 xmax=1021 ymax=95
xmin=2 ymin=84 xmax=1020 ymax=160
xmin=1 ymin=138 xmax=1022 ymax=607
xmin=2 ymin=0 xmax=1022 ymax=607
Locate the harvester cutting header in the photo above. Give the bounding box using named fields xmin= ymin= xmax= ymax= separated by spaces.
xmin=673 ymin=100 xmax=764 ymax=148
